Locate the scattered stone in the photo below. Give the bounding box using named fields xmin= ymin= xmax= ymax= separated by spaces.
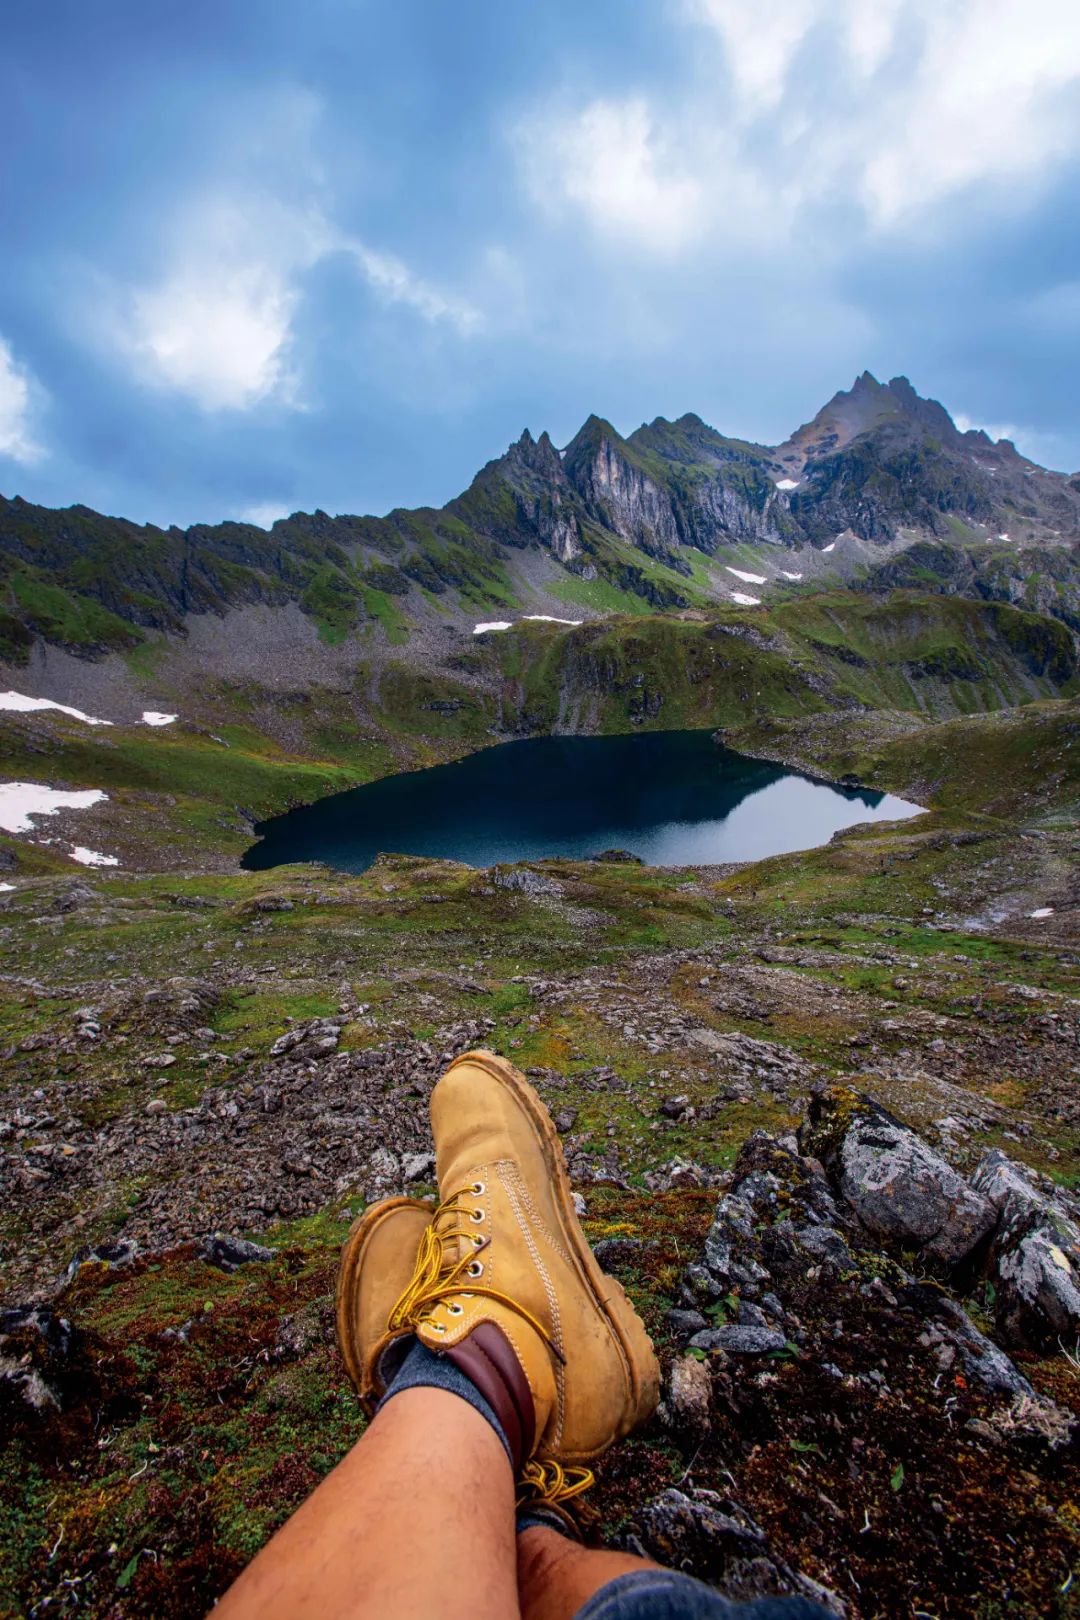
xmin=665 ymin=1353 xmax=713 ymax=1434
xmin=270 ymin=1019 xmax=342 ymax=1060
xmin=200 ymin=1233 xmax=276 ymax=1272
xmin=667 ymin=1309 xmax=707 ymax=1341
xmin=690 ymin=1325 xmax=787 ymax=1355
xmin=401 ymin=1151 xmax=436 ymax=1184
xmin=492 ymin=867 xmax=565 ymax=898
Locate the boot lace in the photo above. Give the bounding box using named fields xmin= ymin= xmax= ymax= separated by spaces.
xmin=388 ymin=1184 xmax=564 ymax=1362
xmin=516 ymin=1459 xmax=595 ymax=1511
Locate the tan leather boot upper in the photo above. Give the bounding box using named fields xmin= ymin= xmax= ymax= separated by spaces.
xmin=395 ymin=1050 xmax=659 ymax=1464
xmin=335 ymin=1196 xmax=432 ymax=1413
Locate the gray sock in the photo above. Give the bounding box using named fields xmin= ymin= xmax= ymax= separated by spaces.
xmin=377 ymin=1336 xmax=514 ymax=1468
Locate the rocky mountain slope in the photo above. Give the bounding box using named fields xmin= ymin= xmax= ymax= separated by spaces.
xmin=3 ymin=374 xmax=1080 ymax=673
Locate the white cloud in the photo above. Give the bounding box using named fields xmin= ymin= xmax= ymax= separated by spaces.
xmin=953 ymin=413 xmax=1021 ymax=444
xmin=128 ymin=261 xmax=299 ymax=411
xmin=0 ymin=338 xmax=44 ymax=464
xmin=346 ymin=244 xmax=481 ymax=334
xmin=527 ymin=1 xmax=1080 ymax=257
xmin=860 ymin=1 xmax=1080 ymax=223
xmin=684 ymin=0 xmax=1080 ymax=227
xmin=112 ymin=197 xmax=310 ymax=412
xmin=238 ymin=502 xmax=290 ymax=529
xmin=520 ymin=97 xmax=702 ymax=252
xmin=109 ymin=195 xmax=480 ymax=413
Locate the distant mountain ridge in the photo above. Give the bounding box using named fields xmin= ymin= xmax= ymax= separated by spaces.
xmin=3 ymin=372 xmax=1080 ymax=662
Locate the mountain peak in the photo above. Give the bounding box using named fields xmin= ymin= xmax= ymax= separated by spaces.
xmin=776 ymin=371 xmax=962 ymax=464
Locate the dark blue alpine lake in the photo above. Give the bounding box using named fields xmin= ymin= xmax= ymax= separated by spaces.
xmin=242 ymin=729 xmax=922 ymax=874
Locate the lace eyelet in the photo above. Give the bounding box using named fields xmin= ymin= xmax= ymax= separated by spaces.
xmin=471 ymin=1180 xmax=486 ymax=1195
xmin=470 ymin=1208 xmax=485 ymax=1223
xmin=467 ymin=1260 xmax=484 ymax=1278
xmin=473 ymin=1234 xmax=485 ymax=1247
xmin=429 ymin=1322 xmax=446 ymax=1334
xmin=448 ymin=1303 xmax=463 ymax=1316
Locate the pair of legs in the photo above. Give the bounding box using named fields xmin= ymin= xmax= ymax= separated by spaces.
xmin=213 ymin=1386 xmax=657 ymax=1620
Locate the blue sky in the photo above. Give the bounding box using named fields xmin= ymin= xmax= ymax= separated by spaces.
xmin=3 ymin=0 xmax=1080 ymax=529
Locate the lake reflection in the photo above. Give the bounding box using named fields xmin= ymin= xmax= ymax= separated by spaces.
xmin=243 ymin=730 xmax=923 ymax=874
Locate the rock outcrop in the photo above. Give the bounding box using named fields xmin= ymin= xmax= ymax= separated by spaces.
xmin=972 ymin=1149 xmax=1080 ymax=1348
xmin=799 ymin=1086 xmax=996 ymax=1266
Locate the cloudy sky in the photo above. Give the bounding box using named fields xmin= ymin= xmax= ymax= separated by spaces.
xmin=3 ymin=0 xmax=1080 ymax=528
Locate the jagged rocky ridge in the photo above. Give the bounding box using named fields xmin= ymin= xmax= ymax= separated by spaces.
xmin=4 ymin=372 xmax=1080 ymax=661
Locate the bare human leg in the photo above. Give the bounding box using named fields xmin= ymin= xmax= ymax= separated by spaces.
xmin=517 ymin=1525 xmax=665 ymax=1620
xmin=211 ymin=1387 xmax=519 ymax=1620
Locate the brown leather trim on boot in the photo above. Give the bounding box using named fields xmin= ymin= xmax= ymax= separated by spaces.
xmin=443 ymin=1321 xmax=536 ymax=1471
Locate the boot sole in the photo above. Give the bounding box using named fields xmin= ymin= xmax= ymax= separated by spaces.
xmin=335 ymin=1195 xmax=433 ymax=1409
xmin=445 ymin=1049 xmax=660 ymax=1450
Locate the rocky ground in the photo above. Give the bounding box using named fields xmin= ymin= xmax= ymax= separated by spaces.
xmin=1 ymin=781 xmax=1078 ymax=1617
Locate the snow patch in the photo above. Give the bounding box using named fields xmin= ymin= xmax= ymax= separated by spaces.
xmin=821 ymin=542 xmax=836 ymax=553
xmin=725 ymin=567 xmax=767 ymax=585
xmin=730 ymin=592 xmax=761 ymax=607
xmin=474 ymin=617 xmax=582 ymax=635
xmin=997 ymin=533 xmax=1012 ymax=542
xmin=71 ymin=846 xmax=119 ymax=868
xmin=142 ymin=711 xmax=178 ymax=726
xmin=780 ymin=570 xmax=803 ymax=580
xmin=0 ymin=691 xmax=112 ymax=727
xmin=1030 ymin=907 xmax=1054 ymax=919
xmin=0 ymin=882 xmax=14 ymax=892
xmin=775 ymin=478 xmax=799 ymax=491
xmin=0 ymin=783 xmax=108 ymax=834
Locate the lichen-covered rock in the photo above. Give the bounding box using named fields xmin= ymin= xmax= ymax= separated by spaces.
xmin=971 ymin=1149 xmax=1080 ymax=1348
xmin=799 ymin=1086 xmax=995 ymax=1266
xmin=922 ymin=1297 xmax=1033 ymax=1397
xmin=689 ymin=1324 xmax=787 ymax=1355
xmin=665 ymin=1352 xmax=713 ymax=1434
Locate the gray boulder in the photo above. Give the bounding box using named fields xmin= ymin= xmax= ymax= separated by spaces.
xmin=627 ymin=1488 xmax=845 ymax=1613
xmin=971 ymin=1149 xmax=1080 ymax=1348
xmin=800 ymin=1087 xmax=995 ymax=1266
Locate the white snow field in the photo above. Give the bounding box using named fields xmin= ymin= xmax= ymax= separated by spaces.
xmin=0 ymin=691 xmax=112 ymax=726
xmin=71 ymin=846 xmax=120 ymax=867
xmin=0 ymin=783 xmax=108 ymax=834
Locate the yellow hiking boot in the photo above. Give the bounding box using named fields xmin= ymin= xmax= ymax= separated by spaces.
xmin=335 ymin=1196 xmax=432 ymax=1413
xmin=387 ymin=1049 xmax=659 ymax=1466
